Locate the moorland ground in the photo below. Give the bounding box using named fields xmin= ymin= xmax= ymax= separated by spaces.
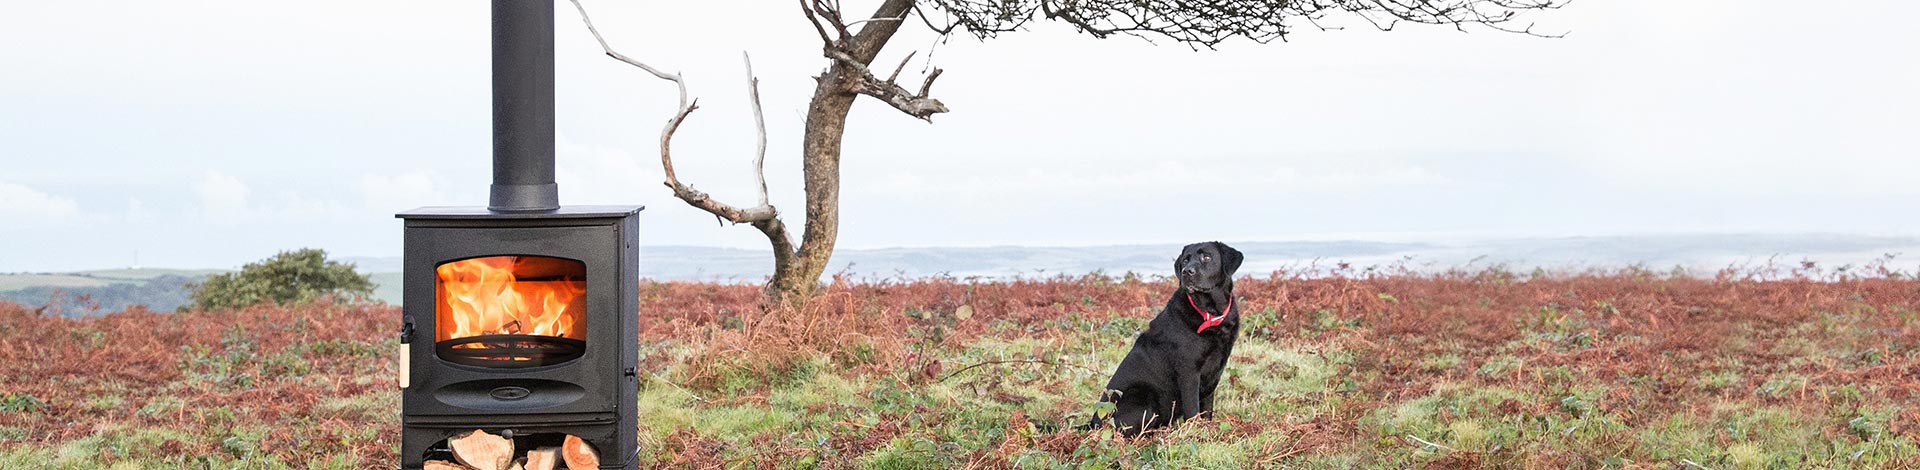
xmin=2 ymin=266 xmax=1917 ymax=468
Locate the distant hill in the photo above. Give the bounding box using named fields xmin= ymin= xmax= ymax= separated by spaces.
xmin=0 ymin=269 xmax=226 ymax=315
xmin=7 ymin=233 xmax=1916 ymax=312
xmin=348 ymin=232 xmax=1920 ymax=298
xmin=0 ymin=268 xmax=228 ymax=291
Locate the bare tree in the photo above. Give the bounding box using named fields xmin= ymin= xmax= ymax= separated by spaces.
xmin=571 ymin=0 xmax=1566 ymax=302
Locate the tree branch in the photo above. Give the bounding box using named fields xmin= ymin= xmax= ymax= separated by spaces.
xmin=886 ymin=50 xmax=916 ymax=83
xmin=569 ymin=0 xmax=792 ymax=251
xmin=799 ymin=0 xmax=836 ymax=47
xmin=745 ymin=52 xmax=770 ymax=209
xmin=825 ymin=49 xmax=950 ymax=121
xmin=807 ymin=0 xmax=951 ymax=122
xmin=846 ymin=16 xmax=906 ymax=28
xmin=803 ymin=0 xmax=855 ymax=47
xmin=931 ymin=0 xmax=1570 ymax=48
xmin=917 ymin=68 xmax=943 ymax=98
xmin=568 ymin=0 xmax=683 ymax=105
xmin=937 ymin=358 xmax=1103 ymax=383
xmin=1405 ymin=434 xmax=1461 ymax=452
xmin=846 ymin=0 xmax=918 ymax=60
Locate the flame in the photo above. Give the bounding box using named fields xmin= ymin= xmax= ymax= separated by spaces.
xmin=435 ymin=256 xmax=585 ymax=342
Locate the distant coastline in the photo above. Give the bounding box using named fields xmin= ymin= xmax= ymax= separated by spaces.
xmin=6 ymin=232 xmax=1916 ymax=313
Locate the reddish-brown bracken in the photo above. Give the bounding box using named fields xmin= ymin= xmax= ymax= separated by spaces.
xmin=1 ymin=265 xmax=1915 ymax=467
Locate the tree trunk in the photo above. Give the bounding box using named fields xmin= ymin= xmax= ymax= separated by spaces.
xmin=764 ymin=0 xmax=917 ymax=302
xmin=767 ymin=89 xmax=853 ymax=301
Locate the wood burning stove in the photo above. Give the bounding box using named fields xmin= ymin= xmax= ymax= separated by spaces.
xmin=398 ymin=208 xmax=638 ymax=468
xmin=398 ymin=1 xmax=639 ymax=468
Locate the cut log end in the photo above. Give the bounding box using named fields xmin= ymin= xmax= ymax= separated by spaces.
xmin=449 ymin=429 xmax=514 ymax=470
xmin=562 ymin=435 xmax=600 ymax=470
xmin=424 ymin=461 xmax=474 ymax=470
xmin=525 ymin=447 xmax=561 ymax=470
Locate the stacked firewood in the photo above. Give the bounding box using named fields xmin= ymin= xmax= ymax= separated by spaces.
xmin=424 ymin=429 xmax=599 ymax=470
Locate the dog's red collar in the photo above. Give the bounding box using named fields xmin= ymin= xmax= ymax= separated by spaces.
xmin=1186 ymin=293 xmax=1232 ymax=334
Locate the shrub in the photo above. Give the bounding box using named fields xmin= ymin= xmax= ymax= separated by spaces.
xmin=186 ymin=249 xmax=373 ymax=311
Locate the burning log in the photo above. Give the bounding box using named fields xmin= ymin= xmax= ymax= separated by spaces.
xmin=424 ymin=460 xmax=474 ymax=470
xmin=562 ymin=434 xmax=600 ymax=469
xmin=449 ymin=429 xmax=514 ymax=470
xmin=524 ymin=447 xmax=561 ymax=470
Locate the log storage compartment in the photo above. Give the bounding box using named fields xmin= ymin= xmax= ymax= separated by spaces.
xmin=399 ymin=1 xmax=639 ymax=467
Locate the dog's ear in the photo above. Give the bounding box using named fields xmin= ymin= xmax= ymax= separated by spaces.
xmin=1216 ymin=242 xmax=1243 ymax=277
xmin=1176 ymin=243 xmax=1199 ymax=272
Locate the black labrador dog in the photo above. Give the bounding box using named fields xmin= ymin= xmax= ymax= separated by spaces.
xmin=1088 ymin=241 xmax=1243 ymax=436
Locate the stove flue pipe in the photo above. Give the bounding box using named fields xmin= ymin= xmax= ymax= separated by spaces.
xmin=489 ymin=0 xmax=558 ymax=212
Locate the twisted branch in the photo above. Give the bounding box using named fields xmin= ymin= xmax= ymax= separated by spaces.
xmin=802 ymin=0 xmax=951 ymax=122
xmin=825 ymin=49 xmax=950 ymax=121
xmin=569 ymin=0 xmax=792 ymax=255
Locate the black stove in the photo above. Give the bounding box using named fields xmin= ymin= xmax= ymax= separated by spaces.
xmin=396 ymin=1 xmax=639 ymax=468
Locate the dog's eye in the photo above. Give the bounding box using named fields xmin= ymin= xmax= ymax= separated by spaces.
xmin=1202 ymin=255 xmax=1211 ymax=262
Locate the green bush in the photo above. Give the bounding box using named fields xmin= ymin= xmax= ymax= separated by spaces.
xmin=186 ymin=249 xmax=373 ymax=311
xmin=0 ymin=393 xmax=45 ymax=413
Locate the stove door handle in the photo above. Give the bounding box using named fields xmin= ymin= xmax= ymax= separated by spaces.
xmin=400 ymin=317 xmax=415 ymax=389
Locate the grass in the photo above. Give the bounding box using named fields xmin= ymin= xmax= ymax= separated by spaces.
xmin=1 ymin=266 xmax=1918 ymax=468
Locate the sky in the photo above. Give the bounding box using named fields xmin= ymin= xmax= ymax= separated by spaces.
xmin=1 ymin=0 xmax=1916 ymax=272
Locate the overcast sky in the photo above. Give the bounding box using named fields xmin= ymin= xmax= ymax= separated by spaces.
xmin=2 ymin=0 xmax=1916 ymax=272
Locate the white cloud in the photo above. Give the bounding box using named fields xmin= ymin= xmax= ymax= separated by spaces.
xmin=195 ymin=170 xmax=250 ymax=220
xmin=358 ymin=170 xmax=452 ymax=212
xmin=272 ymin=189 xmax=353 ymax=220
xmin=861 ymin=159 xmax=1446 ymax=202
xmin=555 ymin=134 xmax=664 ymax=205
xmin=0 ymin=182 xmax=81 ymax=221
xmin=182 ymin=171 xmax=359 ymax=226
xmin=125 ymin=197 xmax=155 ymax=224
